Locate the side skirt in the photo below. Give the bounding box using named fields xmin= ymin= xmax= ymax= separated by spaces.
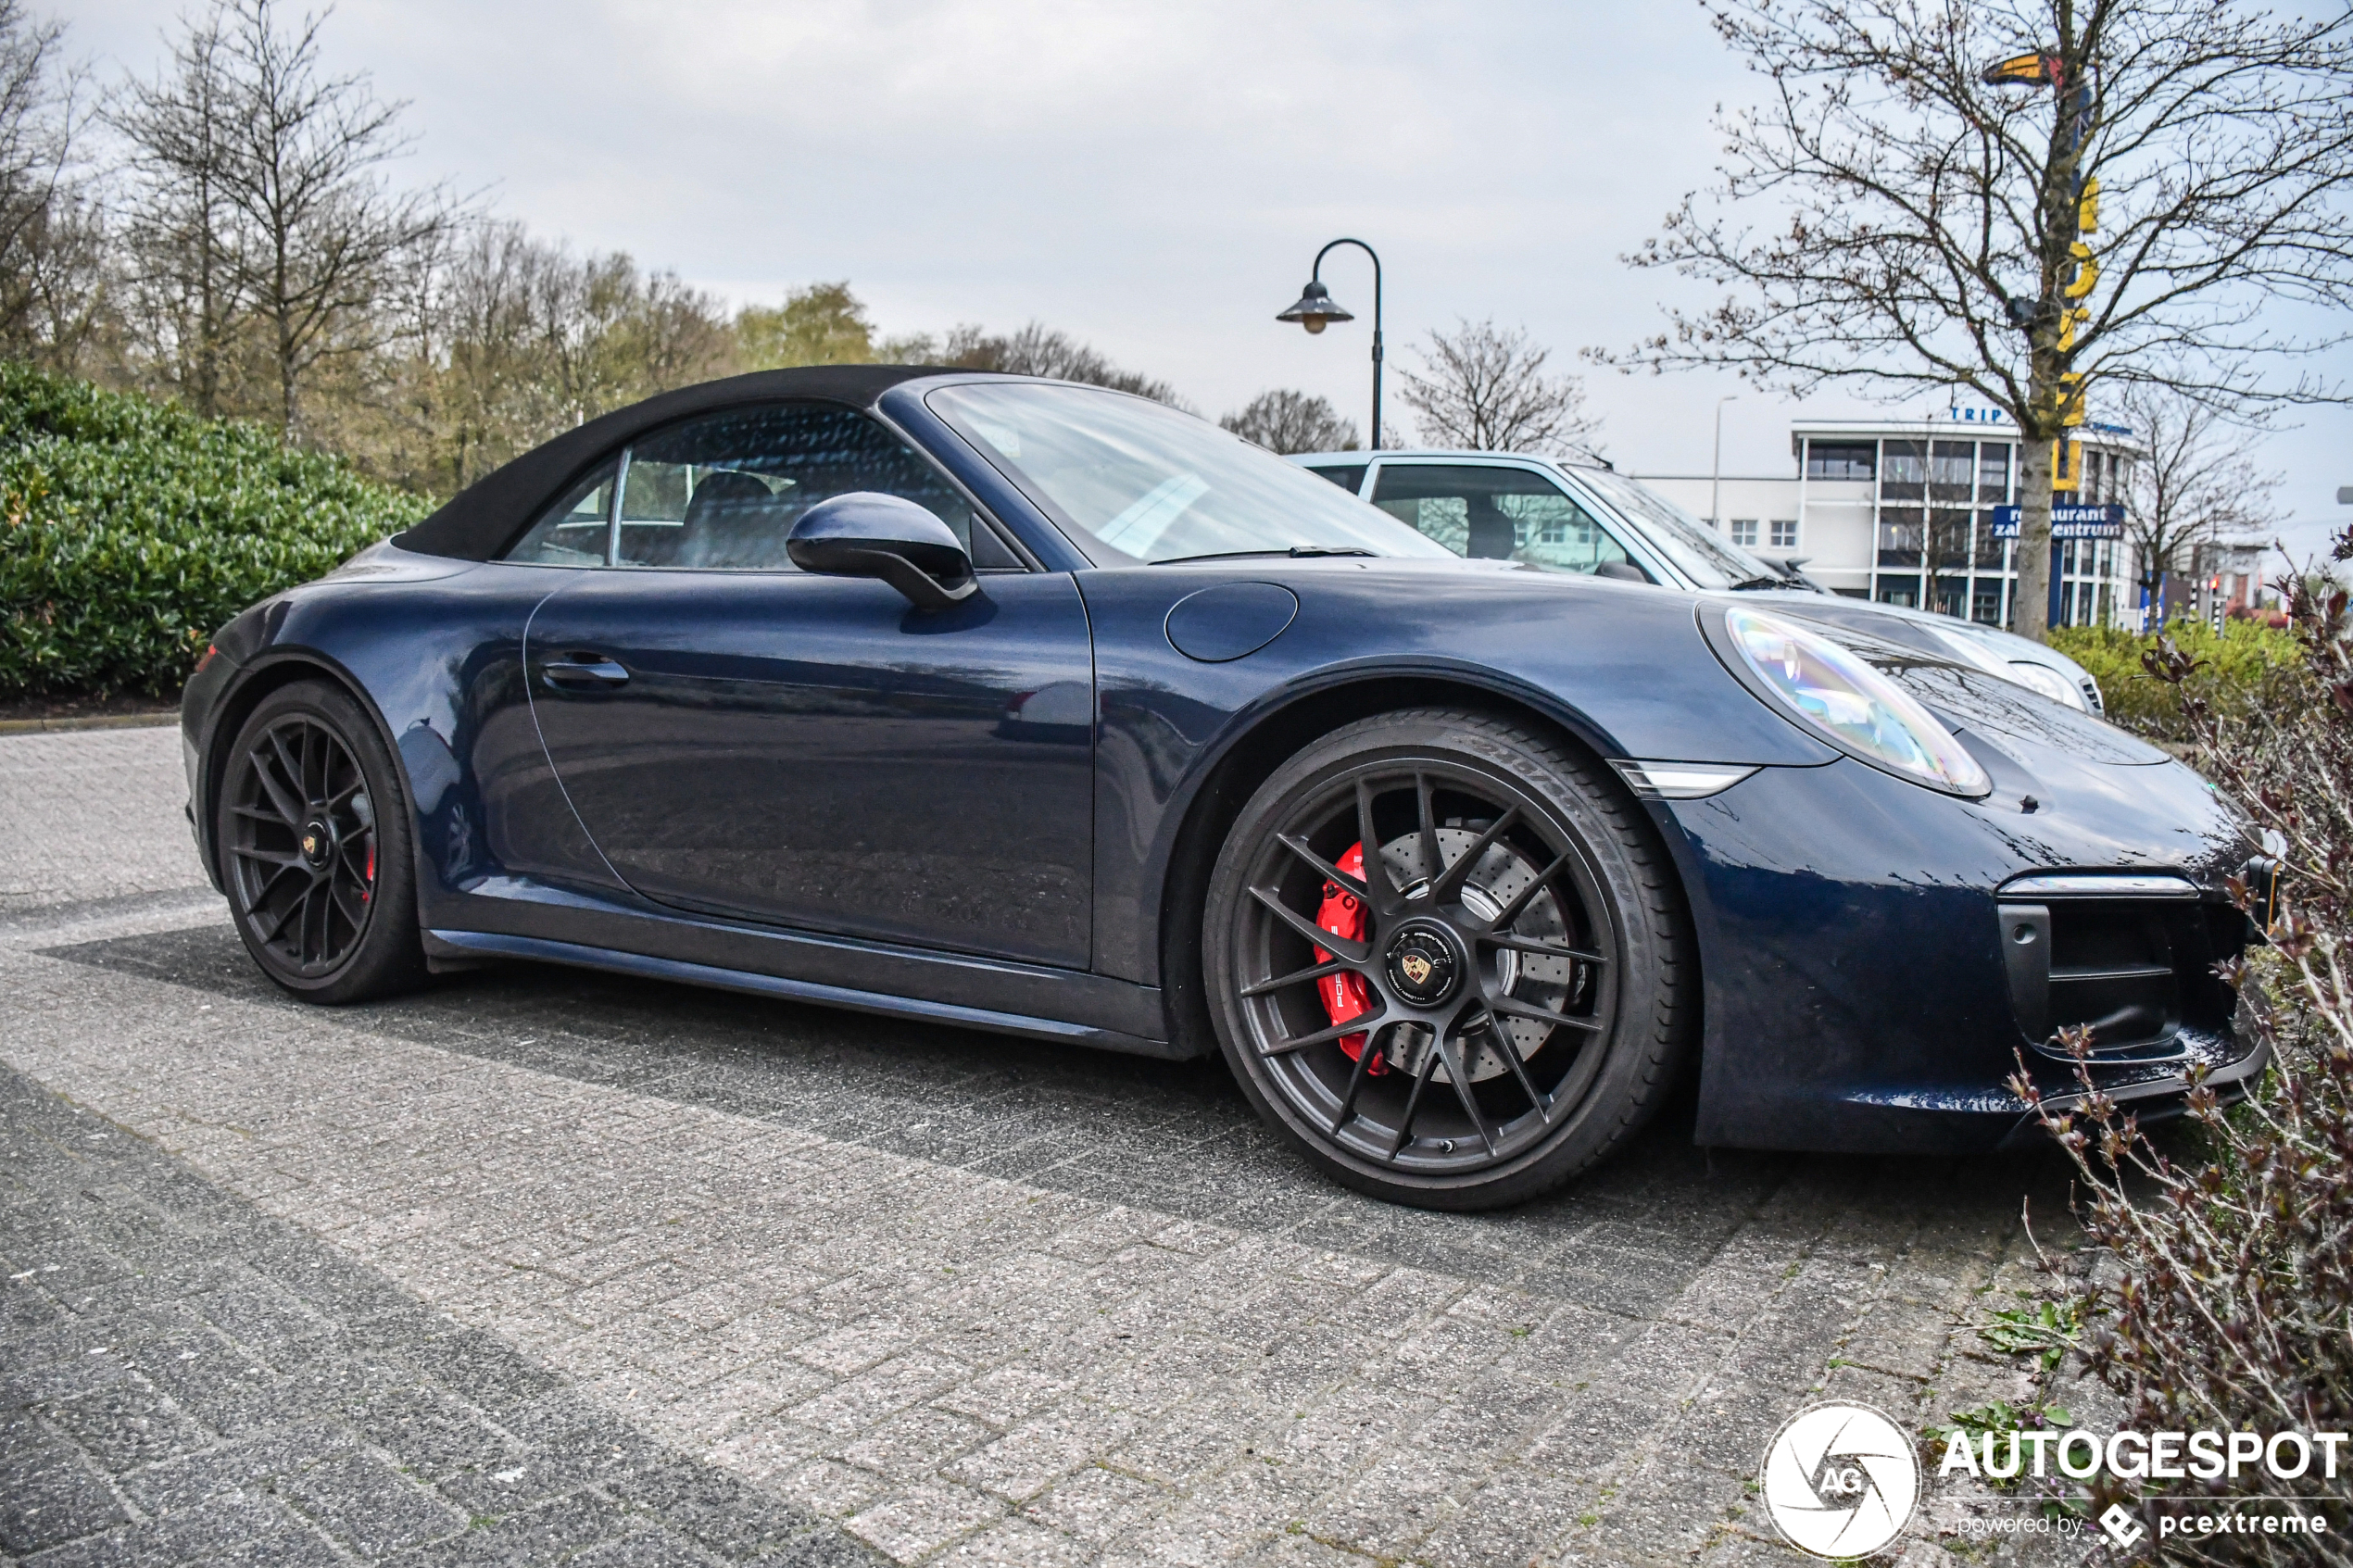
xmin=422 ymin=928 xmax=1193 ymax=1060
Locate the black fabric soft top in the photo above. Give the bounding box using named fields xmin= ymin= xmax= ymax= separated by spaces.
xmin=393 ymin=364 xmax=963 ymax=561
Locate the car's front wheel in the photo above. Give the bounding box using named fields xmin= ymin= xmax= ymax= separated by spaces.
xmin=1203 ymin=709 xmax=1691 ymax=1210
xmin=216 ymin=680 xmax=426 ymax=1004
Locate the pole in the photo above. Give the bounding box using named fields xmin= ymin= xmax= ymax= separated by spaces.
xmin=1710 ymin=395 xmax=1738 ymax=529
xmin=1314 ymin=239 xmax=1383 ymax=449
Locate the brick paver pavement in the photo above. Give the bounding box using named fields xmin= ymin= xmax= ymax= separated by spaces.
xmin=0 ymin=1062 xmax=871 ymax=1566
xmin=0 ymin=725 xmax=2090 ymax=1566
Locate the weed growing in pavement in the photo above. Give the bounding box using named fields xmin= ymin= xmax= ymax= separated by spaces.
xmin=1977 ymin=1298 xmax=2083 ymax=1375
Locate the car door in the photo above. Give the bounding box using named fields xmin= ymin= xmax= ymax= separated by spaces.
xmin=1367 ymin=460 xmax=1655 ymax=577
xmin=524 ymin=400 xmax=1096 ymax=969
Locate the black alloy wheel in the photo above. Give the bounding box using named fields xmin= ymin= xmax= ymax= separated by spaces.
xmin=218 ymin=681 xmax=426 ymax=1003
xmin=1204 ymin=709 xmax=1691 ymax=1210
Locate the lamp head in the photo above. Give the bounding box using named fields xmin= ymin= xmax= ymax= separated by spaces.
xmin=1277 ymin=280 xmax=1353 ymax=334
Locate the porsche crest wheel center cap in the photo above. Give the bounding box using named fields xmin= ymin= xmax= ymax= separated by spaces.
xmin=1384 ymin=923 xmax=1463 ymax=1008
xmin=300 ymin=820 xmax=333 ymax=868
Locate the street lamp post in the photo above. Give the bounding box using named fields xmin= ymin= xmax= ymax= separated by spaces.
xmin=1277 ymin=239 xmax=1383 ymax=450
xmin=1710 ymin=395 xmax=1739 ymax=531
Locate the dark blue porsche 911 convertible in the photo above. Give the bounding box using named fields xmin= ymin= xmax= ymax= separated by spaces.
xmin=180 ymin=366 xmax=2267 ymax=1208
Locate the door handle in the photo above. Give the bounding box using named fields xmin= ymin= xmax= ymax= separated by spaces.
xmin=540 ymin=653 xmax=630 ymax=690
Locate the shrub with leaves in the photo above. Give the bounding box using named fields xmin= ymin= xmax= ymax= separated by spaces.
xmin=1 ymin=362 xmax=429 ymax=699
xmin=2050 ymin=619 xmax=2305 ymax=744
xmin=2014 ymin=551 xmax=2353 ymax=1562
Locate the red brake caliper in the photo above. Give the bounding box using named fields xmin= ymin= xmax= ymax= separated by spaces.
xmin=1315 ymin=843 xmax=1387 ymax=1073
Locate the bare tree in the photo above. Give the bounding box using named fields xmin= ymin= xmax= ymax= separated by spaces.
xmin=109 ymin=12 xmax=243 ymax=416
xmin=194 ymin=0 xmax=447 ymax=438
xmin=1399 ymin=319 xmax=1600 ymax=454
xmin=0 ymin=0 xmax=102 ymax=370
xmin=363 ymin=220 xmax=740 ymax=495
xmin=1610 ymin=0 xmax=2353 ymax=640
xmin=1219 ymin=389 xmax=1360 ymax=454
xmin=923 ymin=320 xmax=1181 ymax=404
xmin=2117 ymin=383 xmax=2278 ymax=605
xmin=371 ymin=217 xmax=553 ymax=492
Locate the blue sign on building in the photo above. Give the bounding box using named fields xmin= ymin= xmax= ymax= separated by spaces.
xmin=1990 ymin=503 xmax=2125 ymax=540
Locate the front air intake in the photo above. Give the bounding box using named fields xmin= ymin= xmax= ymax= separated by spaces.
xmin=1998 ymin=885 xmax=2245 ymax=1062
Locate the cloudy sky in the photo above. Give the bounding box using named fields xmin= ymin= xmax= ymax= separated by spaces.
xmin=67 ymin=0 xmax=2353 ymax=554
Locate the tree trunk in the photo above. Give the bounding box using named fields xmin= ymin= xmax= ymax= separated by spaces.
xmin=276 ymin=304 xmax=297 ymax=439
xmin=2014 ymin=431 xmax=2054 ymax=642
xmin=195 ymin=171 xmax=219 ymax=420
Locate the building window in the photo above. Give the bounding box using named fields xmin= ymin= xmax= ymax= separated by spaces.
xmin=1730 ymin=519 xmax=1758 ymax=546
xmin=1770 ymin=520 xmax=1797 ymax=549
xmin=1973 ymin=510 xmax=2007 ymax=569
xmin=1930 ymin=440 xmax=1974 ymax=500
xmin=1978 ymin=443 xmax=2011 ymax=504
xmin=1877 ymin=508 xmax=1925 ymax=569
xmin=1931 ymin=508 xmax=1971 ymax=571
xmin=1880 ymin=440 xmax=1926 ymax=501
xmin=1806 ymin=441 xmax=1876 ymax=481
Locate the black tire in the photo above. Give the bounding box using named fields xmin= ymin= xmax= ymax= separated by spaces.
xmin=216 ymin=680 xmax=427 ymax=1004
xmin=1202 ymin=709 xmax=1691 ymax=1210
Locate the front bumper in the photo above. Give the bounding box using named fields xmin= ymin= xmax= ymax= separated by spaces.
xmin=1662 ymin=753 xmax=2260 ymax=1156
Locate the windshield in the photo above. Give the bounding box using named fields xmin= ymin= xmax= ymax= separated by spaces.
xmin=926 ymin=382 xmax=1455 ymax=565
xmin=1570 ymin=468 xmax=1815 ymax=593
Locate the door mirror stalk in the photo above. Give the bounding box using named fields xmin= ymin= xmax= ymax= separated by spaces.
xmin=786 ymin=493 xmax=977 ymax=610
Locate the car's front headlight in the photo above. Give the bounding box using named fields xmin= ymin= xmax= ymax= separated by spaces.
xmin=2001 ymin=659 xmax=2089 ymax=710
xmin=1723 ymin=608 xmax=1992 ymax=797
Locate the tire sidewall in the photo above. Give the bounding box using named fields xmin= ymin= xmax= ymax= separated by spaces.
xmin=1203 ymin=710 xmax=1683 ymax=1210
xmin=217 ymin=680 xmax=424 ymax=1004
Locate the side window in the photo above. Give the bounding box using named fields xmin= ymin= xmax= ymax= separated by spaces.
xmin=612 ymin=403 xmax=999 ymax=571
xmin=1303 ymin=463 xmax=1366 ymax=495
xmin=1368 ymin=464 xmax=1636 ymax=574
xmin=503 ymin=463 xmax=616 ymax=565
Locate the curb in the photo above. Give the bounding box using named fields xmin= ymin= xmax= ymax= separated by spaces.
xmin=0 ymin=711 xmax=178 ymax=735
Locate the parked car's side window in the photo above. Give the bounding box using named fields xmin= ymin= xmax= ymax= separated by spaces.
xmin=503 ymin=463 xmax=618 ymax=566
xmin=1369 ymin=464 xmax=1637 ymax=575
xmin=1302 ymin=463 xmax=1367 ymax=495
xmin=606 ymin=403 xmax=1012 ymax=571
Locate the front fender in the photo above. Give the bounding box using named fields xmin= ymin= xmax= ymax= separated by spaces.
xmin=1077 ymin=562 xmax=1832 ymax=987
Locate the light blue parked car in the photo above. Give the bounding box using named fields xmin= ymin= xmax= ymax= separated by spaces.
xmin=1290 ymin=448 xmax=2105 ymax=712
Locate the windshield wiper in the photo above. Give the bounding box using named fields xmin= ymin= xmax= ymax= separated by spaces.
xmin=1154 ymin=546 xmax=1378 ymax=564
xmin=1724 ymin=575 xmax=1790 ymax=592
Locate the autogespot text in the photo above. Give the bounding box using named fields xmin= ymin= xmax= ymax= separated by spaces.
xmin=1942 ymin=1426 xmax=2348 ymax=1485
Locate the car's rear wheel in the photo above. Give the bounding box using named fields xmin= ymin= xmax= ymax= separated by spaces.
xmin=1203 ymin=709 xmax=1691 ymax=1210
xmin=217 ymin=681 xmax=425 ymax=1004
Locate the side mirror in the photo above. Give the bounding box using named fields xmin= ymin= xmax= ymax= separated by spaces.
xmin=1594 ymin=559 xmax=1651 ymax=583
xmin=786 ymin=493 xmax=977 ymax=611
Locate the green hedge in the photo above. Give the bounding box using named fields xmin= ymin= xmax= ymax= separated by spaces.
xmin=0 ymin=363 xmax=431 ymax=699
xmin=2050 ymin=618 xmax=2304 ymax=741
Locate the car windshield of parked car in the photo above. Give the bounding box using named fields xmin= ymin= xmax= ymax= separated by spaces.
xmin=926 ymin=382 xmax=1455 ymax=565
xmin=1572 ymin=468 xmax=1812 ymax=593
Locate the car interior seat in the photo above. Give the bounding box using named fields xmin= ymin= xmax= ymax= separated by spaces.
xmin=673 ymin=470 xmax=797 ymax=569
xmin=1465 ymin=493 xmax=1517 ymax=559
